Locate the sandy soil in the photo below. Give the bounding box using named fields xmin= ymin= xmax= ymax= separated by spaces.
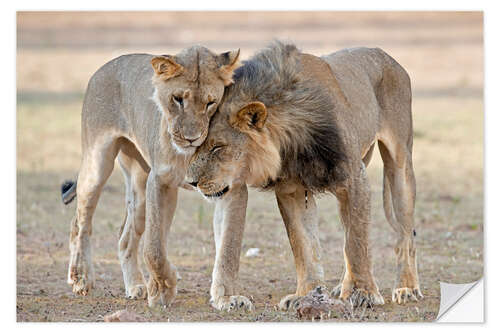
xmin=16 ymin=11 xmax=483 ymax=322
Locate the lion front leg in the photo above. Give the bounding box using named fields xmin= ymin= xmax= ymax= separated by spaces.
xmin=143 ymin=173 xmax=179 ymax=308
xmin=332 ymin=163 xmax=384 ymax=307
xmin=116 ymin=150 xmax=150 ymax=300
xmin=275 ymin=184 xmax=325 ymax=311
xmin=210 ymin=184 xmax=254 ymax=312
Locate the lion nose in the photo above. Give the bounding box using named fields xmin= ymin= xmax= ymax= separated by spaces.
xmin=183 ymin=134 xmax=202 ymax=144
xmin=185 ymin=175 xmax=198 ymax=187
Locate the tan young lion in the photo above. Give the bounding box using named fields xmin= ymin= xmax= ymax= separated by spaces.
xmin=186 ymin=41 xmax=423 ymax=310
xmin=61 ymin=45 xmax=242 ymax=308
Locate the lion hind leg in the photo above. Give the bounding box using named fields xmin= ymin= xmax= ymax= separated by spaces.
xmin=68 ymin=136 xmax=120 ymax=296
xmin=378 ymin=140 xmax=423 ymax=303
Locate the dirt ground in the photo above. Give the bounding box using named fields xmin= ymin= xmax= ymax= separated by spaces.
xmin=16 ymin=11 xmax=483 ymax=322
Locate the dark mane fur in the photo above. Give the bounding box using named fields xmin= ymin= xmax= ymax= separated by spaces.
xmin=229 ymin=41 xmax=348 ymax=192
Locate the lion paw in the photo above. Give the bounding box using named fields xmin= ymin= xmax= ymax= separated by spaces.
xmin=147 ymin=280 xmax=177 ymax=308
xmin=68 ymin=264 xmax=94 ymax=296
xmin=392 ymin=287 xmax=423 ymax=304
xmin=71 ymin=276 xmax=93 ymax=296
xmin=211 ymin=295 xmax=254 ymax=312
xmin=333 ymin=286 xmax=384 ymax=308
xmin=278 ymin=294 xmax=304 ymax=311
xmin=126 ymin=284 xmax=147 ymax=300
xmin=349 ymin=288 xmax=385 ymax=307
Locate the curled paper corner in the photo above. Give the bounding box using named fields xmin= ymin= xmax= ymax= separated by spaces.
xmin=436 ymin=278 xmax=483 ymax=322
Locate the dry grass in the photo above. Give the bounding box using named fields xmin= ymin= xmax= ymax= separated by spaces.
xmin=16 ymin=11 xmax=482 ymax=322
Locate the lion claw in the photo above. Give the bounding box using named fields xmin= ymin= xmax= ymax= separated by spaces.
xmin=348 ymin=288 xmax=385 ymax=307
xmin=211 ymin=295 xmax=254 ymax=312
xmin=68 ymin=263 xmax=94 ymax=296
xmin=392 ymin=287 xmax=424 ymax=304
xmin=71 ymin=276 xmax=93 ymax=296
xmin=332 ymin=285 xmax=384 ymax=308
xmin=126 ymin=284 xmax=147 ymax=300
xmin=278 ymin=294 xmax=303 ymax=311
xmin=147 ymin=280 xmax=177 ymax=308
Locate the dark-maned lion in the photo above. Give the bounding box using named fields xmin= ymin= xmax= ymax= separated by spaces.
xmin=186 ymin=41 xmax=422 ymax=309
xmin=62 ymin=45 xmax=242 ymax=308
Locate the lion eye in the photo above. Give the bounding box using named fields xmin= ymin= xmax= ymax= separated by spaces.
xmin=210 ymin=145 xmax=223 ymax=153
xmin=173 ymin=95 xmax=183 ymax=107
xmin=206 ymin=101 xmax=216 ymax=110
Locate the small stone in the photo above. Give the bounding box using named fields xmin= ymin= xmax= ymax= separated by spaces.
xmin=245 ymin=248 xmax=260 ymax=257
xmin=104 ymin=310 xmax=146 ymax=322
xmin=295 ymin=286 xmax=347 ymax=320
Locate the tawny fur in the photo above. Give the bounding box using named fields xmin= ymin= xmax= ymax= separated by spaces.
xmin=187 ymin=41 xmax=422 ymax=309
xmin=63 ymin=45 xmax=244 ymax=310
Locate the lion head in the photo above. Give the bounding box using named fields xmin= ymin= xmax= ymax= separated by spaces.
xmin=151 ymin=45 xmax=241 ymax=154
xmin=185 ymin=41 xmax=347 ymax=199
xmin=185 ymin=100 xmax=281 ymax=199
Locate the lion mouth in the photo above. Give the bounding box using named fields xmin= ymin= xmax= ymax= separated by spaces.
xmin=203 ymin=186 xmax=230 ymax=199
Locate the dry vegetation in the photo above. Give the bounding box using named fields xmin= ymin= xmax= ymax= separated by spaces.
xmin=16 ymin=11 xmax=483 ymax=322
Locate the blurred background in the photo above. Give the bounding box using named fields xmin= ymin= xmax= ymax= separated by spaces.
xmin=17 ymin=12 xmax=483 ymax=322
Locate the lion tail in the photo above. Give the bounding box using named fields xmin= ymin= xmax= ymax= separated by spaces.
xmin=61 ymin=180 xmax=77 ymax=205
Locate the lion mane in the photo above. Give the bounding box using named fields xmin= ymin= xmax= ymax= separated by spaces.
xmin=228 ymin=41 xmax=347 ymax=192
xmin=186 ymin=40 xmax=421 ymax=308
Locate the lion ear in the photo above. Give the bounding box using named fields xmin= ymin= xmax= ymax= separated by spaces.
xmin=217 ymin=49 xmax=242 ymax=86
xmin=231 ymin=102 xmax=268 ymax=131
xmin=151 ymin=55 xmax=184 ymax=80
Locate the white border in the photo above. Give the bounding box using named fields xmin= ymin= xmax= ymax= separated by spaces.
xmin=5 ymin=0 xmax=498 ymax=331
xmin=10 ymin=1 xmax=488 ymax=11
